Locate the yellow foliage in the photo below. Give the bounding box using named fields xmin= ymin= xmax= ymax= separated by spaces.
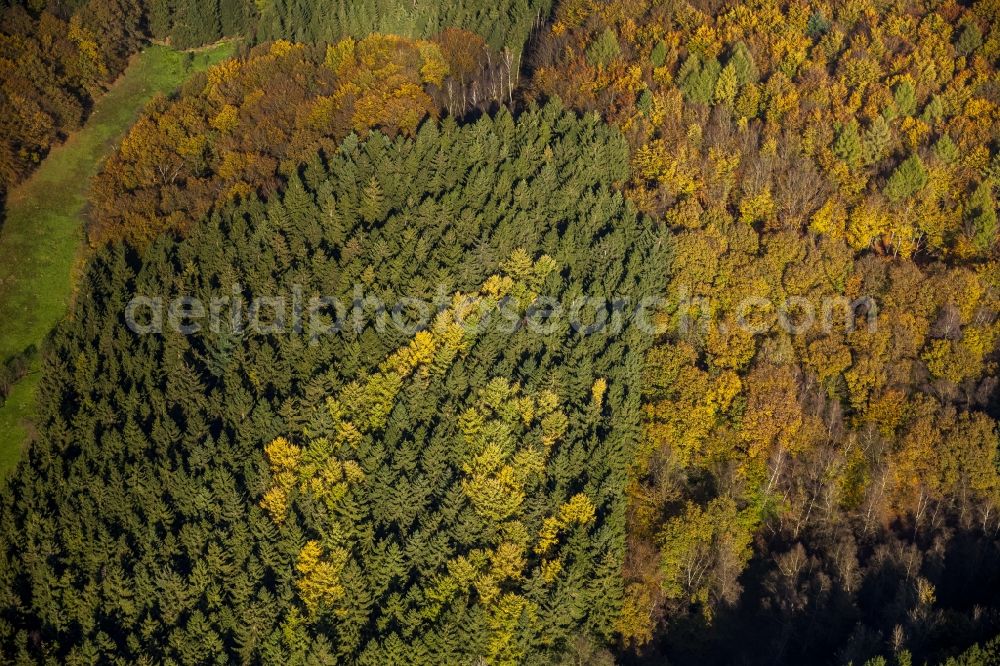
xmin=734 ymin=82 xmax=761 ymax=119
xmin=535 ymin=516 xmax=562 ymax=555
xmin=633 ymin=141 xmax=700 ymax=196
xmin=540 ymin=410 xmax=568 ymax=448
xmin=963 ymin=325 xmax=997 ymax=360
xmin=464 ymin=449 xmax=526 ymax=522
xmin=490 ymin=541 xmax=526 ymax=582
xmin=689 ymin=25 xmax=722 ymax=59
xmin=417 ymin=41 xmax=449 ymax=86
xmin=536 ymin=494 xmax=595 ymax=555
xmin=708 ymin=371 xmax=742 ymax=412
xmin=846 ymin=202 xmax=892 ymax=252
xmin=540 ymin=558 xmax=562 ymax=583
xmin=306 ymin=95 xmax=340 ymax=129
xmin=591 ymin=377 xmax=608 ymax=411
xmin=707 ymin=320 xmax=757 ymax=371
xmin=739 ymin=364 xmax=803 ymax=458
xmin=269 ymin=40 xmax=295 ymax=57
xmin=217 ymin=151 xmax=252 ymax=182
xmin=265 ymin=437 xmax=301 ymax=472
xmin=806 ymin=336 xmax=853 ymax=383
xmin=67 ymin=15 xmax=106 ymax=80
xmin=616 ymin=582 xmax=656 ymax=645
xmin=485 ymin=593 xmax=533 ymax=664
xmin=295 ymin=541 xmax=347 ymax=616
xmin=657 ymin=497 xmax=755 ymax=608
xmin=209 ymin=104 xmax=239 ymax=132
xmin=964 ymin=144 xmax=991 ymax=175
xmin=224 ymin=181 xmax=253 ymax=202
xmin=810 ymin=198 xmax=848 ymax=239
xmin=260 ymin=486 xmax=288 ymax=523
xmin=845 ymin=356 xmax=886 ymax=414
xmin=922 ymin=338 xmax=985 ymax=384
xmin=324 ymin=38 xmax=356 ymax=75
xmin=865 ymin=389 xmax=908 ymax=435
xmin=739 ymin=188 xmax=776 ymax=224
xmin=385 ymin=329 xmax=437 ymax=376
xmin=177 ymin=133 xmax=208 ymax=160
xmin=901 ymin=116 xmax=930 ymax=149
xmin=560 ymin=493 xmax=596 ymax=525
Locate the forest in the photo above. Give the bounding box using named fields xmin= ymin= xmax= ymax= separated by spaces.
xmin=0 ymin=0 xmax=999 ymax=664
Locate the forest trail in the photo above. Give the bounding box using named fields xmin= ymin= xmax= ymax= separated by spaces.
xmin=0 ymin=42 xmax=235 ymax=476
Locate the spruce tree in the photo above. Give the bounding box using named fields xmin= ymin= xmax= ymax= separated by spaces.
xmin=884 ymin=154 xmax=928 ymax=202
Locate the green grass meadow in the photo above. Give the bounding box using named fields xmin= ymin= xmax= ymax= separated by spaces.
xmin=0 ymin=42 xmax=235 ymax=476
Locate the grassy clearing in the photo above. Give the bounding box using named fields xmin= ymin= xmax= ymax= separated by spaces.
xmin=0 ymin=41 xmax=235 ymax=476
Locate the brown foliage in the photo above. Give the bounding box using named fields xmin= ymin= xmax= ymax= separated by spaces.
xmin=0 ymin=0 xmax=144 ymax=194
xmin=89 ymin=33 xmax=505 ymax=247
